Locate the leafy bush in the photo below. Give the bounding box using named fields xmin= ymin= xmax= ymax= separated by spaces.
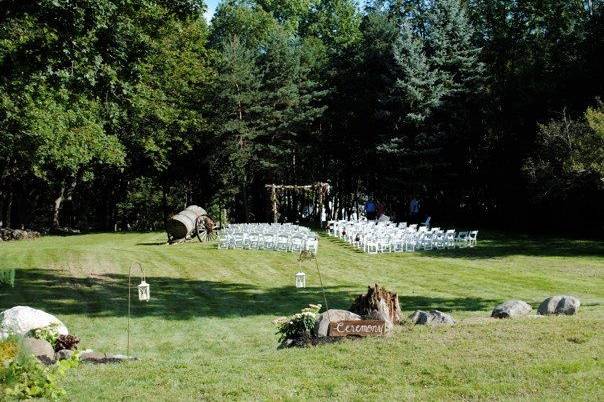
xmin=523 ymin=107 xmax=604 ymax=230
xmin=29 ymin=324 xmax=61 ymax=348
xmin=0 ymin=340 xmax=79 ymax=401
xmin=275 ymin=304 xmax=322 ymax=343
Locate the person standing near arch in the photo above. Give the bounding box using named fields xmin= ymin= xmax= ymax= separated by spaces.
xmin=365 ymin=199 xmax=377 ymax=220
xmin=409 ymin=196 xmax=420 ymax=223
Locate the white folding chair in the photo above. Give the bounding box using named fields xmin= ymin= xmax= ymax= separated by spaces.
xmin=468 ymin=230 xmax=478 ymax=247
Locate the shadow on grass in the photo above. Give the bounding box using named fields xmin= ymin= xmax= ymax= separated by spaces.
xmin=318 ymin=230 xmax=604 ymax=259
xmin=417 ymin=233 xmax=604 ymax=259
xmin=0 ymin=269 xmax=497 ymax=320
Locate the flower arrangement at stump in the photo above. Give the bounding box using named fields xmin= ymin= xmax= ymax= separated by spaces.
xmin=275 ymin=304 xmax=321 ymax=348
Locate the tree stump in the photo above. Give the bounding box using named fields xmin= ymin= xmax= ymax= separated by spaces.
xmin=349 ymin=284 xmax=401 ymax=330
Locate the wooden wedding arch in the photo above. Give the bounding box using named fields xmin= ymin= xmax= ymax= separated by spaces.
xmin=265 ymin=182 xmax=330 ymax=224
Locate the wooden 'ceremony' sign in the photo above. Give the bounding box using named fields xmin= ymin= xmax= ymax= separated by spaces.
xmin=328 ymin=320 xmax=385 ymax=337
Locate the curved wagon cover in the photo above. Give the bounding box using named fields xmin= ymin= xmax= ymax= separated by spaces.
xmin=166 ymin=205 xmax=207 ymax=240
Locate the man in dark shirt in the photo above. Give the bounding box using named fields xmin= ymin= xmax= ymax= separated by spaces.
xmin=365 ymin=200 xmax=377 ymax=220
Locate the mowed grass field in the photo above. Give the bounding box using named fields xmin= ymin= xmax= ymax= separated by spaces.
xmin=0 ymin=231 xmax=603 ymax=401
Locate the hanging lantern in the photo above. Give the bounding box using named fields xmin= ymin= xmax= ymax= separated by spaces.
xmin=137 ymin=279 xmax=150 ymax=301
xmin=295 ymin=272 xmax=306 ymax=288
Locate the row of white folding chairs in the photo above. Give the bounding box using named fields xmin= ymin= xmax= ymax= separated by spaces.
xmin=328 ymin=220 xmax=416 ymax=239
xmin=218 ymin=230 xmax=318 ymax=254
xmin=360 ymin=230 xmax=477 ymax=253
xmin=328 ymin=220 xmax=478 ymax=253
xmin=223 ymin=223 xmax=311 ymax=235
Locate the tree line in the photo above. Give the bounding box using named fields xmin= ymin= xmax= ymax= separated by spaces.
xmin=0 ymin=0 xmax=602 ymax=232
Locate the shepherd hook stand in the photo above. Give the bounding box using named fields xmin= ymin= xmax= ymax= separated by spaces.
xmin=127 ymin=262 xmax=148 ymax=357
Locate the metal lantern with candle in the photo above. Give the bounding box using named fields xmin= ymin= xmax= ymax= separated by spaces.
xmin=137 ymin=279 xmax=150 ymax=301
xmin=127 ymin=262 xmax=150 ymax=356
xmin=295 ymin=271 xmax=306 ymax=288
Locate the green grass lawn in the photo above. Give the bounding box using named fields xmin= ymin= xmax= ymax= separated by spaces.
xmin=1 ymin=231 xmax=603 ymax=401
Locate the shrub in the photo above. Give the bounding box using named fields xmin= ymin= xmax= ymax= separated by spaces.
xmin=275 ymin=304 xmax=322 ymax=344
xmin=0 ymin=340 xmax=79 ymax=401
xmin=0 ymin=337 xmax=18 ymax=362
xmin=29 ymin=324 xmax=61 ymax=348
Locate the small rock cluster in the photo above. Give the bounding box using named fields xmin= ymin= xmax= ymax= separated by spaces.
xmin=1 ymin=305 xmax=134 ymax=366
xmin=406 ymin=295 xmax=581 ymax=326
xmin=489 ymin=295 xmax=581 ymax=319
xmin=0 ymin=228 xmax=40 ymax=241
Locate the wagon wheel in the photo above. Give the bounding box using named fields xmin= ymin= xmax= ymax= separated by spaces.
xmin=195 ymin=215 xmax=217 ymax=242
xmin=195 ymin=216 xmax=207 ymax=242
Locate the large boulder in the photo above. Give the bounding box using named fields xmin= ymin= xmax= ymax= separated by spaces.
xmin=491 ymin=300 xmax=532 ymax=318
xmin=537 ymin=296 xmax=581 ymax=315
xmin=22 ymin=337 xmax=55 ymax=365
xmin=0 ymin=306 xmax=68 ymax=339
xmin=314 ymin=309 xmax=361 ymax=337
xmin=409 ymin=310 xmax=455 ymax=325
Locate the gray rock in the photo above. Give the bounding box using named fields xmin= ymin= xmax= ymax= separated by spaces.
xmin=409 ymin=310 xmax=455 ymax=325
xmin=491 ymin=300 xmax=532 ymax=318
xmin=55 ymin=349 xmax=74 ymax=360
xmin=22 ymin=337 xmax=55 ymax=364
xmin=314 ymin=309 xmax=361 ymax=337
xmin=537 ymin=295 xmax=581 ymax=315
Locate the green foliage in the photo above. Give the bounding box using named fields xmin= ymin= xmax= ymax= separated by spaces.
xmin=29 ymin=324 xmax=62 ymax=348
xmin=275 ymin=303 xmax=321 ymax=343
xmin=524 ymin=109 xmax=604 ymax=197
xmin=0 ymin=339 xmax=79 ymax=400
xmin=0 ymin=337 xmax=18 ymax=362
xmin=0 ymin=0 xmax=601 ymax=231
xmin=585 ymin=101 xmax=604 ymax=139
xmin=392 ymin=21 xmax=442 ymax=127
xmin=0 ymin=269 xmax=16 ymax=288
xmin=25 ymin=88 xmax=125 ymax=181
xmin=210 ymin=0 xmax=279 ymax=48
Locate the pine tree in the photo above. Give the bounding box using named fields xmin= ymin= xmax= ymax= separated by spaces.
xmin=210 ymin=36 xmax=263 ymax=222
xmin=426 ymin=0 xmax=485 ymax=100
xmin=379 ymin=18 xmax=444 ymax=155
xmin=422 ymin=0 xmax=486 ymax=209
xmin=255 ymin=28 xmax=326 ymax=183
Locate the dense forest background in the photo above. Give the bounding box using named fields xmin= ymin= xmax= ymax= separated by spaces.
xmin=0 ymin=0 xmax=602 ymax=233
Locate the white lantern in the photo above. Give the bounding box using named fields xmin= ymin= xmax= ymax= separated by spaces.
xmin=137 ymin=280 xmax=150 ymax=301
xmin=295 ymin=272 xmax=306 ymax=288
